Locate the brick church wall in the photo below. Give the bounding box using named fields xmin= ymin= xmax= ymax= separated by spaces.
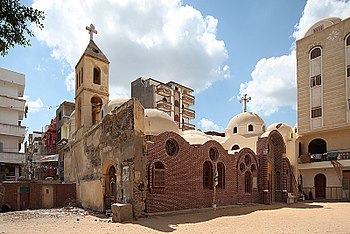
xmin=145 ymin=132 xmax=260 ymax=213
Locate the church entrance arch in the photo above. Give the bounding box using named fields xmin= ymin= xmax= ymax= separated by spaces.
xmin=104 ymin=165 xmax=116 ymax=211
xmin=314 ymin=173 xmax=326 ymax=199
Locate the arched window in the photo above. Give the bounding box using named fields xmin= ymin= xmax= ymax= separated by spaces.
xmin=93 ymin=67 xmax=101 ymax=85
xmin=244 ymin=171 xmax=252 ymax=193
xmin=80 ymin=67 xmax=84 ymax=84
xmin=91 ymin=96 xmax=102 ymax=125
xmin=76 ymin=74 xmax=79 ymax=89
xmin=233 ymin=126 xmax=238 ymax=134
xmin=248 ymin=124 xmax=253 ymax=132
xmin=162 ymin=97 xmax=167 ymax=102
xmin=217 ymin=162 xmax=225 ymax=189
xmin=231 ymin=144 xmax=240 ymax=151
xmin=310 ymin=47 xmax=321 ymax=59
xmin=153 ymin=162 xmax=165 ymax=188
xmin=77 ymin=98 xmax=82 ymax=127
xmin=203 ymin=161 xmax=213 ymax=189
xmin=346 ymin=36 xmax=350 ymax=46
xmin=174 ymin=100 xmax=180 ymax=107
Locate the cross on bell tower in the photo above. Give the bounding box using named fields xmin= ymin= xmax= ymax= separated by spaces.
xmin=86 ymin=23 xmax=97 ymax=41
xmin=240 ymin=94 xmax=251 ymax=112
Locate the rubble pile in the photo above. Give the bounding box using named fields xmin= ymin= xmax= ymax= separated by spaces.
xmin=0 ymin=207 xmax=88 ymax=222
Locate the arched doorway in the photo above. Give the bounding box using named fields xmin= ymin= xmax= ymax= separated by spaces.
xmin=314 ymin=173 xmax=326 ymax=199
xmin=104 ymin=165 xmax=116 ymax=210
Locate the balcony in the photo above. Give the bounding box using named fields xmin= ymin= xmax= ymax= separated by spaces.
xmin=0 ymin=123 xmax=26 ymax=139
xmin=182 ymin=122 xmax=195 ymax=130
xmin=299 ymin=150 xmax=350 ymax=163
xmin=156 ymin=84 xmax=172 ymax=96
xmin=0 ymin=95 xmax=25 ymax=119
xmin=156 ymin=100 xmax=172 ymax=112
xmin=0 ymin=152 xmax=25 ymax=164
xmin=182 ymin=93 xmax=195 ymax=106
xmin=182 ymin=107 xmax=195 ymax=119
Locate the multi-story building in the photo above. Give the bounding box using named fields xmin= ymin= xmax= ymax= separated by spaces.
xmin=56 ymin=101 xmax=75 ymax=181
xmin=131 ymin=77 xmax=195 ymax=130
xmin=0 ymin=68 xmax=26 ymax=181
xmin=296 ymin=17 xmax=350 ymax=200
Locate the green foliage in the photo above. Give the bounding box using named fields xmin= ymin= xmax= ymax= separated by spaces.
xmin=0 ymin=0 xmax=45 ymax=56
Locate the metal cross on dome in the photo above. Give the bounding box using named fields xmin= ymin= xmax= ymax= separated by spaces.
xmin=86 ymin=24 xmax=97 ymax=41
xmin=240 ymin=94 xmax=251 ymax=112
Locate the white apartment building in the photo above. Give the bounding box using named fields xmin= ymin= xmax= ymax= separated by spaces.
xmin=0 ymin=68 xmax=26 ymax=180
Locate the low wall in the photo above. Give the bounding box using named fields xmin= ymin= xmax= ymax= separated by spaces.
xmin=2 ymin=181 xmax=76 ymax=211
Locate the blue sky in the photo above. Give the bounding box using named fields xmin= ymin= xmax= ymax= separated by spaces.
xmin=1 ymin=0 xmax=350 ymax=136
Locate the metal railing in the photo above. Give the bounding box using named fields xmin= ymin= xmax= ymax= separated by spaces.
xmin=299 ymin=150 xmax=350 ymax=163
xmin=302 ymin=186 xmax=343 ymax=200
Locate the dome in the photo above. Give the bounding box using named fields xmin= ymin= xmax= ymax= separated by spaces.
xmin=144 ymin=109 xmax=181 ymax=135
xmin=182 ymin=130 xmax=213 ymax=145
xmin=225 ymin=112 xmax=265 ymax=137
xmin=102 ymin=98 xmax=129 ymax=115
xmin=304 ymin=17 xmax=341 ymax=38
xmin=266 ymin=122 xmax=294 ymax=141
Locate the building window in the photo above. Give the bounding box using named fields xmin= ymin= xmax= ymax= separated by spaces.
xmin=248 ymin=124 xmax=253 ymax=132
xmin=203 ymin=161 xmax=213 ymax=189
xmin=310 ymin=74 xmax=322 ymax=87
xmin=76 ymin=74 xmax=78 ymax=89
xmin=217 ymin=162 xmax=225 ymax=189
xmin=231 ymin=144 xmax=240 ymax=151
xmin=310 ymin=48 xmax=321 ymax=59
xmin=174 ymin=114 xmax=180 ymax=122
xmin=233 ymin=126 xmax=237 ymax=134
xmin=347 ymin=67 xmax=350 ymax=77
xmin=0 ymin=142 xmax=3 ymax=152
xmin=347 ymin=36 xmax=350 ymax=46
xmin=153 ymin=162 xmax=165 ymax=188
xmin=165 ymin=139 xmax=179 ymax=157
xmin=81 ymin=67 xmax=84 ymax=84
xmin=348 ymin=99 xmax=350 ymax=110
xmin=311 ymin=106 xmax=322 ymax=118
xmin=244 ymin=155 xmax=251 ymax=166
xmin=209 ymin=147 xmax=219 ymax=161
xmin=313 ymin=24 xmax=324 ymax=34
xmin=91 ymin=96 xmax=102 ymax=125
xmin=77 ymin=98 xmax=82 ymax=127
xmin=174 ymin=100 xmax=180 ymax=107
xmin=93 ymin=67 xmax=101 ymax=85
xmin=58 ymin=111 xmax=62 ymax=121
xmin=244 ymin=171 xmax=252 ymax=193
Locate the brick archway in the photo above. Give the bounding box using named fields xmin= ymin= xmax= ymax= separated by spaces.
xmin=258 ymin=130 xmax=286 ymax=204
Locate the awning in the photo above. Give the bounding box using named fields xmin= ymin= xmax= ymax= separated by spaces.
xmin=32 ymin=154 xmax=59 ymax=163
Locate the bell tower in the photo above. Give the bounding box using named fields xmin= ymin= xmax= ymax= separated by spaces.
xmin=75 ymin=24 xmax=110 ymax=139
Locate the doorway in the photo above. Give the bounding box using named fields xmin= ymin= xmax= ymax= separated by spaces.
xmin=104 ymin=165 xmax=116 ymax=210
xmin=314 ymin=173 xmax=326 ymax=199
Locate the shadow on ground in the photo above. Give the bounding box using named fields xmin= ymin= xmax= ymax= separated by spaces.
xmin=128 ymin=202 xmax=323 ymax=232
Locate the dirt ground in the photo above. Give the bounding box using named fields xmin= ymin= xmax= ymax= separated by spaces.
xmin=0 ymin=202 xmax=349 ymax=234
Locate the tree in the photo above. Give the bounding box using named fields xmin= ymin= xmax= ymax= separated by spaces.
xmin=0 ymin=0 xmax=45 ymax=56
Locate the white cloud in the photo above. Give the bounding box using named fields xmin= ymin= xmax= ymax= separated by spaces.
xmin=239 ymin=0 xmax=350 ymax=116
xmin=24 ymin=96 xmax=44 ymax=112
xmin=32 ymin=0 xmax=229 ymax=95
xmin=239 ymin=50 xmax=296 ymax=116
xmin=198 ymin=118 xmax=223 ymax=132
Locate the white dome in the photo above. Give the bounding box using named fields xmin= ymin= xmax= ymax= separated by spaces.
xmin=102 ymin=98 xmax=129 ymax=115
xmin=304 ymin=17 xmax=341 ymax=38
xmin=144 ymin=109 xmax=181 ymax=135
xmin=266 ymin=122 xmax=294 ymax=141
xmin=225 ymin=112 xmax=265 ymax=137
xmin=182 ymin=130 xmax=213 ymax=145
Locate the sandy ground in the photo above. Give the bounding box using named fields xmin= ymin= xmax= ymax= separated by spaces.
xmin=0 ymin=202 xmax=350 ymax=234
